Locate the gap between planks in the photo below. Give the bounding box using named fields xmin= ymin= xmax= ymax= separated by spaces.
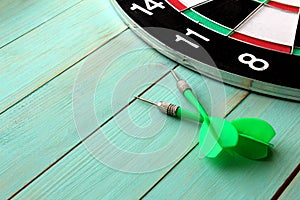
xmin=140 ymin=92 xmax=300 ymax=199
xmin=141 ymin=95 xmax=300 ymax=199
xmin=1 ymin=29 xmax=178 ymax=199
xmin=5 ymin=30 xmax=250 ymax=197
xmin=139 ymin=90 xmax=250 ymax=199
xmin=6 ymin=37 xmax=269 ymax=198
xmin=273 ymin=162 xmax=300 ymax=199
xmin=8 ymin=65 xmax=178 ymax=199
xmin=0 ymin=0 xmax=83 ymax=49
xmin=0 ymin=0 xmax=128 ymax=115
xmin=0 ymin=27 xmax=127 ymax=116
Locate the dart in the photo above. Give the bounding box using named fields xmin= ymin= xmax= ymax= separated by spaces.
xmin=136 ymin=95 xmax=239 ymax=158
xmin=171 ymin=70 xmax=239 ymax=158
xmin=230 ymin=118 xmax=276 ymax=159
xmin=170 ymin=70 xmax=276 ymax=159
xmin=135 ymin=70 xmax=276 ymax=160
xmin=136 ymin=94 xmax=276 ymax=159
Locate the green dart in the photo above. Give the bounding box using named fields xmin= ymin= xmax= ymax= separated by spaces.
xmin=231 ymin=118 xmax=275 ymax=159
xmin=136 ymin=70 xmax=276 ymax=160
xmin=170 ymin=70 xmax=276 ymax=159
xmin=171 ymin=70 xmax=239 ymax=158
xmin=136 ymin=96 xmax=238 ymax=158
xmin=136 ymin=95 xmax=275 ymax=159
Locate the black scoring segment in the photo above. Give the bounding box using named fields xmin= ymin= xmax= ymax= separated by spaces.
xmin=294 ymin=18 xmax=300 ymax=48
xmin=193 ymin=0 xmax=261 ymax=29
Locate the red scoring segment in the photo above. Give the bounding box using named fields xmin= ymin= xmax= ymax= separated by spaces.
xmin=166 ymin=0 xmax=187 ymax=11
xmin=231 ymin=33 xmax=291 ymax=54
xmin=167 ymin=0 xmax=295 ymax=54
xmin=268 ymin=1 xmax=299 ymax=13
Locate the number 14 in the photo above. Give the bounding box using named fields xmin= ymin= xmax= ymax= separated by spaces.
xmin=131 ymin=0 xmax=165 ymax=16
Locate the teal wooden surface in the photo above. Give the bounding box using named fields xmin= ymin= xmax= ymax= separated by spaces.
xmin=0 ymin=0 xmax=126 ymax=114
xmin=143 ymin=94 xmax=300 ymax=199
xmin=0 ymin=0 xmax=81 ymax=48
xmin=280 ymin=172 xmax=300 ymax=199
xmin=0 ymin=31 xmax=175 ymax=199
xmin=0 ymin=0 xmax=299 ymax=199
xmin=14 ymin=67 xmax=247 ymax=199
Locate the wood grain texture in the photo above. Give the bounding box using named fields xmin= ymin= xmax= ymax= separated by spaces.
xmin=2 ymin=0 xmax=297 ymax=199
xmin=14 ymin=61 xmax=248 ymax=198
xmin=0 ymin=0 xmax=81 ymax=48
xmin=143 ymin=94 xmax=300 ymax=199
xmin=280 ymin=172 xmax=300 ymax=199
xmin=0 ymin=30 xmax=175 ymax=199
xmin=0 ymin=0 xmax=126 ymax=114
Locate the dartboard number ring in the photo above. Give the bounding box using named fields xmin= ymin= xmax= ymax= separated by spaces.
xmin=130 ymin=0 xmax=165 ymax=16
xmin=238 ymin=53 xmax=269 ymax=71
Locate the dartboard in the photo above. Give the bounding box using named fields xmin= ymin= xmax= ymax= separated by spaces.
xmin=112 ymin=0 xmax=300 ymax=101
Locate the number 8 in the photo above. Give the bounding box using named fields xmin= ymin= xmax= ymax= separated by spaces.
xmin=238 ymin=53 xmax=269 ymax=71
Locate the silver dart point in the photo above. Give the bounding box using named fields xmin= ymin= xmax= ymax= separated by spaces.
xmin=171 ymin=70 xmax=180 ymax=81
xmin=170 ymin=70 xmax=192 ymax=94
xmin=135 ymin=96 xmax=158 ymax=106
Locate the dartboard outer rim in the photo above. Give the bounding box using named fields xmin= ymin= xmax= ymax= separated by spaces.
xmin=111 ymin=0 xmax=300 ymax=101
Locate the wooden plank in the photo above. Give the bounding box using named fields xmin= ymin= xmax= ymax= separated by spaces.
xmin=273 ymin=163 xmax=300 ymax=198
xmin=12 ymin=57 xmax=248 ymax=198
xmin=0 ymin=0 xmax=126 ymax=114
xmin=0 ymin=30 xmax=176 ymax=199
xmin=143 ymin=94 xmax=300 ymax=199
xmin=0 ymin=0 xmax=81 ymax=48
xmin=280 ymin=172 xmax=300 ymax=199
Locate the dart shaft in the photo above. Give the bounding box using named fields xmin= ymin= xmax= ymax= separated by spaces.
xmin=171 ymin=70 xmax=209 ymax=121
xmin=136 ymin=96 xmax=203 ymax=122
xmin=177 ymin=107 xmax=203 ymax=123
xmin=183 ymin=90 xmax=209 ymax=120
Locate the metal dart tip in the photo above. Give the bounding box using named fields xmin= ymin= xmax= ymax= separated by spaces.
xmin=171 ymin=70 xmax=180 ymax=81
xmin=135 ymin=96 xmax=158 ymax=106
xmin=136 ymin=96 xmax=179 ymax=117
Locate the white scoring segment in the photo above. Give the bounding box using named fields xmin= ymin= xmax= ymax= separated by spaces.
xmin=271 ymin=0 xmax=300 ymax=7
xmin=178 ymin=0 xmax=208 ymax=8
xmin=236 ymin=5 xmax=299 ymax=46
